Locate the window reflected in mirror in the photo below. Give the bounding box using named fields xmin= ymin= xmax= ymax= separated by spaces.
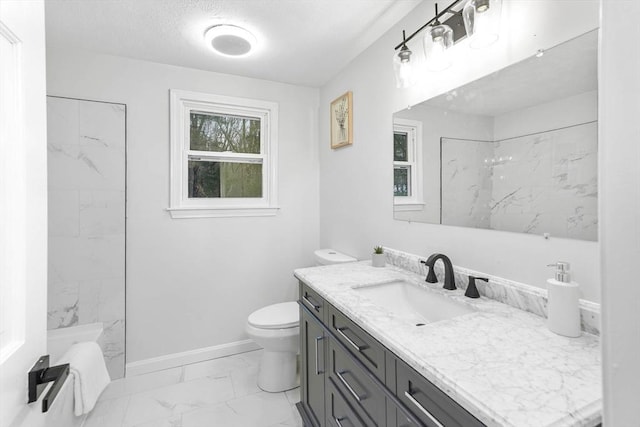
xmin=392 ymin=29 xmax=598 ymax=241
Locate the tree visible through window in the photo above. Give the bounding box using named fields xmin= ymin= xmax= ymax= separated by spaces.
xmin=169 ymin=90 xmax=278 ymax=218
xmin=393 ymin=119 xmax=423 ymax=209
xmin=394 ymin=131 xmax=410 ymax=197
xmin=188 ymin=112 xmax=262 ymax=198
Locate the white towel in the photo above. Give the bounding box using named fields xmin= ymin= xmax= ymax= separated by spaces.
xmin=59 ymin=341 xmax=111 ymax=416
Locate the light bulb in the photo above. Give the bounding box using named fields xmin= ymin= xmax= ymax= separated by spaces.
xmin=399 ymin=62 xmax=412 ymax=84
xmin=393 ymin=46 xmax=415 ymax=88
xmin=463 ymin=0 xmax=502 ymax=49
xmin=476 ymin=0 xmax=490 ymax=13
xmin=430 ymin=39 xmax=448 ymax=70
xmin=423 ymin=24 xmax=453 ymax=71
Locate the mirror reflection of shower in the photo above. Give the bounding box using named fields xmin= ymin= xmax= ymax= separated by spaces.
xmin=440 ymin=120 xmax=597 ymax=241
xmin=393 ymin=30 xmax=598 ymax=241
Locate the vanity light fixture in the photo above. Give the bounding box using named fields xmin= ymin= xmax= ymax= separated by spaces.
xmin=204 ymin=24 xmax=257 ymax=58
xmin=423 ymin=4 xmax=454 ymax=71
xmin=393 ymin=0 xmax=503 ymax=80
xmin=393 ymin=30 xmax=415 ymax=88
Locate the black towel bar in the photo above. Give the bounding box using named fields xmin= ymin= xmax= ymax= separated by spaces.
xmin=28 ymin=355 xmax=70 ymax=412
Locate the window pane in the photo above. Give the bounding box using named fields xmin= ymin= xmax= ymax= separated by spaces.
xmin=394 ymin=132 xmax=408 ymax=161
xmin=190 ymin=112 xmax=261 ymax=154
xmin=188 ymin=161 xmax=262 ymax=198
xmin=394 ymin=167 xmax=410 ymax=197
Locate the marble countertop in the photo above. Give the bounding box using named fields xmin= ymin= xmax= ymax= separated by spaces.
xmin=294 ymin=261 xmax=602 ymax=427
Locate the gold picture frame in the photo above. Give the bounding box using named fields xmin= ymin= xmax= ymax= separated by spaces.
xmin=330 ymin=91 xmax=353 ymax=149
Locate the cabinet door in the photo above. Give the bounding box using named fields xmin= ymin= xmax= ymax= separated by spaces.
xmin=394 ymin=408 xmax=422 ymax=427
xmin=396 ymin=360 xmax=485 ymax=427
xmin=326 ymin=378 xmax=367 ymax=427
xmin=300 ymin=282 xmax=326 ymax=321
xmin=327 ymin=338 xmax=386 ymax=426
xmin=301 ymin=308 xmax=327 ymax=427
xmin=327 ymin=304 xmax=386 ymax=381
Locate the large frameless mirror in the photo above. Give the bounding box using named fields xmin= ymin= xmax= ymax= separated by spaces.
xmin=393 ymin=30 xmax=598 ymax=241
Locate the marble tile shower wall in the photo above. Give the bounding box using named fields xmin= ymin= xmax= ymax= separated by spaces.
xmin=440 ymin=122 xmax=598 ymax=240
xmin=491 ymin=122 xmax=598 ymax=240
xmin=47 ymin=97 xmax=126 ymax=379
xmin=441 ymin=138 xmax=493 ymax=228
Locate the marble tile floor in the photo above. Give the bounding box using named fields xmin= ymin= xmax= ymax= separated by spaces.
xmin=83 ymin=350 xmax=303 ymax=427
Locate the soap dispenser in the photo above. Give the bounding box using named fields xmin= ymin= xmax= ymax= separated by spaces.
xmin=546 ymin=262 xmax=581 ymax=337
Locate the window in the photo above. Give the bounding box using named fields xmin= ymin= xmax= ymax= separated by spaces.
xmin=169 ymin=90 xmax=278 ymax=218
xmin=393 ymin=119 xmax=423 ymax=210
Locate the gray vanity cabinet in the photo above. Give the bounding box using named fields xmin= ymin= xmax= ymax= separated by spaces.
xmin=327 ymin=337 xmax=387 ymax=426
xmin=395 ymin=359 xmax=484 ymax=427
xmin=326 ymin=378 xmax=368 ymax=427
xmin=300 ymin=307 xmax=327 ymax=427
xmin=327 ymin=305 xmax=386 ymax=382
xmin=298 ymin=281 xmax=485 ymax=427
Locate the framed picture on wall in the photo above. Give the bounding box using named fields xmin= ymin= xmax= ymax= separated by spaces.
xmin=330 ymin=91 xmax=353 ymax=149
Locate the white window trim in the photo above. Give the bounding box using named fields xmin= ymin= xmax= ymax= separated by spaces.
xmin=168 ymin=90 xmax=279 ymax=219
xmin=0 ymin=20 xmax=26 ymax=364
xmin=393 ymin=118 xmax=423 ymax=210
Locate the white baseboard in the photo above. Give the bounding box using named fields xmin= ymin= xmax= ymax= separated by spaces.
xmin=125 ymin=339 xmax=261 ymax=377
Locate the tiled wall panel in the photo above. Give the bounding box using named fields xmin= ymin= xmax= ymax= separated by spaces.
xmin=47 ymin=97 xmax=126 ymax=378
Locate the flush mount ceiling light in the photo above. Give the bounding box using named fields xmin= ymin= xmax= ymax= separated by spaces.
xmin=204 ymin=25 xmax=257 ymax=58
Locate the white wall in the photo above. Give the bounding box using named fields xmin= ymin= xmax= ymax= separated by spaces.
xmin=318 ymin=0 xmax=601 ymax=302
xmin=600 ymin=0 xmax=640 ymax=424
xmin=46 ymin=49 xmax=320 ymax=363
xmin=494 ymin=90 xmax=597 ymax=140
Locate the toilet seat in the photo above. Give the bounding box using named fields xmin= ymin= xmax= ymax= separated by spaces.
xmin=248 ymin=302 xmax=298 ymax=330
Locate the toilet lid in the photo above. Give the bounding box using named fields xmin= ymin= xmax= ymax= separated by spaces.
xmin=248 ymin=302 xmax=299 ymax=329
xmin=314 ymin=249 xmax=357 ymax=265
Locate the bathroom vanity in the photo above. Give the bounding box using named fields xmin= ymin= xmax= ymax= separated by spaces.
xmin=294 ymin=255 xmax=601 ymax=427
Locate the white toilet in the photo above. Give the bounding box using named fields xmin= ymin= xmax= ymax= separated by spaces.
xmin=246 ymin=249 xmax=356 ymax=392
xmin=313 ymin=248 xmax=357 ymax=266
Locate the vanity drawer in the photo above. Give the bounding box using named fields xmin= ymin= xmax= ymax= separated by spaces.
xmin=300 ymin=281 xmax=326 ymax=321
xmin=396 ymin=360 xmax=485 ymax=427
xmin=327 ymin=304 xmax=386 ymax=381
xmin=326 ymin=377 xmax=367 ymax=427
xmin=328 ymin=337 xmax=386 ymax=427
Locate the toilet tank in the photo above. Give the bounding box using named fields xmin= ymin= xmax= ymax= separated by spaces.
xmin=314 ymin=249 xmax=357 ymax=265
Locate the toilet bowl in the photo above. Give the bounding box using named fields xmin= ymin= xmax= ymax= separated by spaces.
xmin=246 ymin=301 xmax=300 ymax=392
xmin=246 ymin=249 xmax=356 ymax=392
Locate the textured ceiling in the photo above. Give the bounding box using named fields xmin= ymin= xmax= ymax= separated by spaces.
xmin=45 ymin=0 xmax=423 ymax=87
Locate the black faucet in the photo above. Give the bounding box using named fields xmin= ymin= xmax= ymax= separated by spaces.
xmin=420 ymin=253 xmax=456 ymax=290
xmin=465 ymin=276 xmax=488 ymax=298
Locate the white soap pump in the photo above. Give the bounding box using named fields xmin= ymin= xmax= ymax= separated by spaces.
xmin=546 ymin=262 xmax=581 ymax=337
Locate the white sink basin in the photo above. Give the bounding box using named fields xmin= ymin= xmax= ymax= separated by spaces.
xmin=354 ymin=280 xmax=475 ymax=324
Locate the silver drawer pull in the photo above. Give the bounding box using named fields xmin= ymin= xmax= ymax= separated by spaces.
xmin=303 ymin=294 xmax=321 ymax=311
xmin=335 ymin=327 xmax=365 ymax=352
xmin=334 ymin=416 xmax=347 ymax=427
xmin=336 ymin=370 xmax=364 ymax=402
xmin=404 ymin=391 xmax=444 ymax=427
xmin=315 ymin=336 xmax=324 ymax=375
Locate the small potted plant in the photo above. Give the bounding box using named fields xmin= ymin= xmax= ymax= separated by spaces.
xmin=372 ymin=246 xmax=385 ymax=267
